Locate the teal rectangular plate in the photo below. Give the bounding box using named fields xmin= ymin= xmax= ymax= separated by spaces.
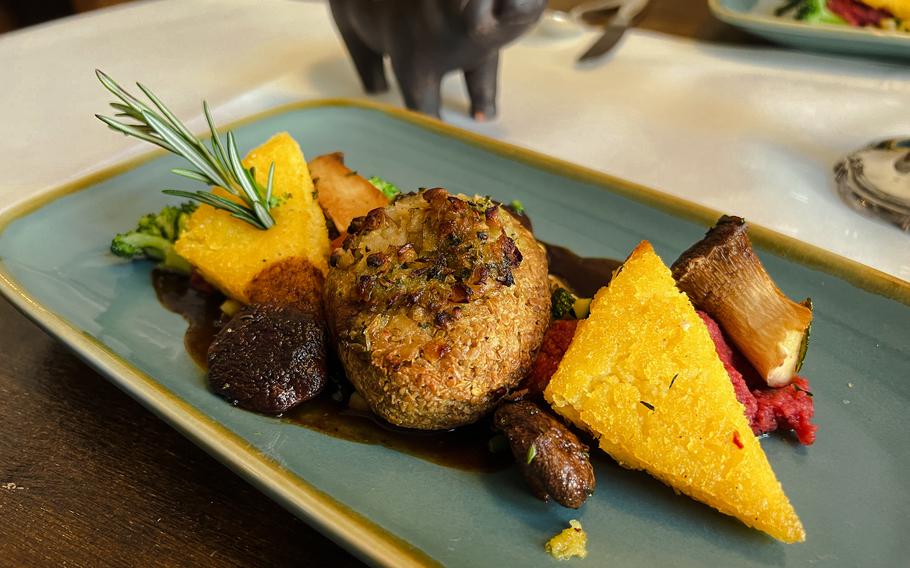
xmin=0 ymin=100 xmax=908 ymax=567
xmin=710 ymin=0 xmax=910 ymax=59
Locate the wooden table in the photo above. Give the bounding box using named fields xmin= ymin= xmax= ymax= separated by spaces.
xmin=0 ymin=1 xmax=760 ymax=565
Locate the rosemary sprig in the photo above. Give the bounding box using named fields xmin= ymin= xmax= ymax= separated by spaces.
xmin=95 ymin=70 xmax=276 ymax=230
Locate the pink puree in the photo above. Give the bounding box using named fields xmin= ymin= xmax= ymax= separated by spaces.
xmin=698 ymin=312 xmax=817 ymax=445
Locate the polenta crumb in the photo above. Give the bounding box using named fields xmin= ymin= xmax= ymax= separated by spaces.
xmin=545 ymin=520 xmax=587 ymax=560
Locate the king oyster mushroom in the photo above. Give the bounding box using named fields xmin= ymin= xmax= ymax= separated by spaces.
xmin=672 ymin=216 xmax=813 ymax=387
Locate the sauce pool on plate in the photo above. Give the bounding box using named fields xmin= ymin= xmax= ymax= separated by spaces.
xmin=150 ymin=244 xmax=621 ymax=473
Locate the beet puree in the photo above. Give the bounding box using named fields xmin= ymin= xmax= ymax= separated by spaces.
xmin=697 ymin=312 xmax=758 ymax=420
xmin=523 ymin=319 xmax=578 ymax=397
xmin=526 ymin=313 xmax=817 ymax=445
xmin=699 ymin=311 xmax=817 ymax=445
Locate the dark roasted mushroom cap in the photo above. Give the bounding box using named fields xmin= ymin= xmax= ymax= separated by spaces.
xmin=208 ymin=303 xmax=327 ymax=414
xmin=671 ymin=215 xmax=746 ymax=280
xmin=494 ymin=400 xmax=595 ymax=509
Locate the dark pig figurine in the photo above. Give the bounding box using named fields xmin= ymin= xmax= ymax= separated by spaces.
xmin=329 ymin=0 xmax=547 ymax=120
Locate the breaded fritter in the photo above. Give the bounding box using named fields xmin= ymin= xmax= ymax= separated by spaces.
xmin=325 ymin=188 xmax=550 ymax=430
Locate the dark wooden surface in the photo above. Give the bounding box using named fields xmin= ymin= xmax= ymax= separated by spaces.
xmin=0 ymin=1 xmax=757 ymax=566
xmin=0 ymin=298 xmax=361 ymax=567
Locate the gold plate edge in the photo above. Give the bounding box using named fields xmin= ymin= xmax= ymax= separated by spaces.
xmin=3 ymin=96 xmax=909 ymax=304
xmin=325 ymin=99 xmax=910 ymax=304
xmin=0 ymin=264 xmax=439 ymax=568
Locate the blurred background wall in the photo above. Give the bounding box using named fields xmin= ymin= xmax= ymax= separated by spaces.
xmin=0 ymin=0 xmax=133 ymax=33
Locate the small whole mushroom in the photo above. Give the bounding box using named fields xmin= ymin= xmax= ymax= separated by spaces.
xmin=207 ymin=303 xmax=328 ymax=414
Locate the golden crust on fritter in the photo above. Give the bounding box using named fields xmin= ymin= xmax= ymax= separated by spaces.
xmin=244 ymin=257 xmax=325 ymax=317
xmin=325 ymin=188 xmax=550 ymax=430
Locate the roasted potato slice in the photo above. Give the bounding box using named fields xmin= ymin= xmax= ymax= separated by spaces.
xmin=175 ymin=133 xmax=330 ymax=303
xmin=309 ymin=152 xmax=389 ymax=233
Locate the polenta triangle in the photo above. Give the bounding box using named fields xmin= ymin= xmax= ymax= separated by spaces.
xmin=545 ymin=241 xmax=805 ymax=543
xmin=175 ymin=132 xmax=330 ymax=303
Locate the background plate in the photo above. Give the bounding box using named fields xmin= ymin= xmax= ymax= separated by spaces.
xmin=710 ymin=0 xmax=910 ymax=59
xmin=0 ymin=101 xmax=908 ymax=567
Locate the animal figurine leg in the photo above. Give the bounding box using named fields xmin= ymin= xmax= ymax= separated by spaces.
xmin=391 ymin=57 xmax=442 ymax=118
xmin=464 ymin=52 xmax=499 ymax=121
xmin=330 ymin=2 xmax=388 ymax=93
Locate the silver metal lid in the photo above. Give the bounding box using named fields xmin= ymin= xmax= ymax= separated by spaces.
xmin=835 ymin=139 xmax=910 ymax=231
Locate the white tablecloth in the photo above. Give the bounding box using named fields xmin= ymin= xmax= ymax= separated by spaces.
xmin=2 ymin=0 xmax=908 ymax=281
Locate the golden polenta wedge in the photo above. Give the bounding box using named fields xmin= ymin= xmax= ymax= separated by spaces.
xmin=544 ymin=241 xmax=805 ymax=543
xmin=175 ymin=132 xmax=330 ymax=303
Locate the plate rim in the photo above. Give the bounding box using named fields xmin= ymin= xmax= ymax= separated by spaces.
xmin=709 ymin=0 xmax=910 ymax=45
xmin=1 ymin=97 xmax=908 ymax=568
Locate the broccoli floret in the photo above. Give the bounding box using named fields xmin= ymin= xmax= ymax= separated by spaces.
xmin=552 ymin=287 xmax=593 ymax=320
xmin=509 ymin=200 xmax=525 ymax=216
xmin=110 ymin=202 xmax=196 ymax=273
xmin=551 ymin=287 xmax=577 ymax=320
xmin=782 ymin=0 xmax=846 ymax=25
xmin=111 ymin=232 xmax=168 ymax=259
xmin=369 ymin=176 xmax=401 ymax=200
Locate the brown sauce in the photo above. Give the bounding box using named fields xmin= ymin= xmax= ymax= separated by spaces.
xmin=545 ymin=242 xmax=621 ymax=297
xmin=152 ymin=270 xmax=225 ymax=368
xmin=151 ymin=243 xmax=621 ymax=473
xmin=289 ymin=397 xmax=512 ymax=472
xmin=508 ymin=205 xmax=621 ymax=295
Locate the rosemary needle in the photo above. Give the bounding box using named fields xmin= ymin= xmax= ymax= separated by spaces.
xmin=95 ymin=69 xmax=277 ymax=230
